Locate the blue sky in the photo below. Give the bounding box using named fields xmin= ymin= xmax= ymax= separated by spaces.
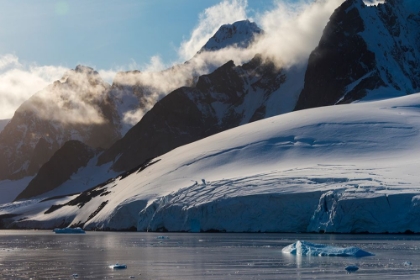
xmin=0 ymin=0 xmax=275 ymax=70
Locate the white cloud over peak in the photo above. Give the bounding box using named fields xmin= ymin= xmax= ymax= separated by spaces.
xmin=0 ymin=54 xmax=67 ymax=120
xmin=178 ymin=0 xmax=248 ymax=61
xmin=253 ymin=0 xmax=345 ymax=67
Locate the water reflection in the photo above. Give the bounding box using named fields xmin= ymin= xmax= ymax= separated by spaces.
xmin=0 ymin=231 xmax=420 ymax=279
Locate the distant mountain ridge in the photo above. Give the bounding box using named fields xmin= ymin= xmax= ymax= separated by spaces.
xmin=0 ymin=65 xmax=120 ymax=180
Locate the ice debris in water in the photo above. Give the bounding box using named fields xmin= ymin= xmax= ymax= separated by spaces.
xmin=403 ymin=261 xmax=412 ymax=266
xmin=157 ymin=236 xmax=169 ymax=239
xmin=109 ymin=263 xmax=127 ymax=269
xmin=53 ymin=227 xmax=85 ymax=234
xmin=345 ymin=265 xmax=359 ymax=273
xmin=282 ymin=240 xmax=374 ymax=257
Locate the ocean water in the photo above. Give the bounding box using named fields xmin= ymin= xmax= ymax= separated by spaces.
xmin=0 ymin=231 xmax=420 ymax=279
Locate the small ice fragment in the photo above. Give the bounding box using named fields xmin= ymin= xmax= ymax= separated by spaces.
xmin=282 ymin=240 xmax=374 ymax=257
xmin=156 ymin=236 xmax=169 ymax=239
xmin=345 ymin=265 xmax=359 ymax=273
xmin=109 ymin=263 xmax=127 ymax=269
xmin=129 ymin=277 xmax=135 ymax=279
xmin=403 ymin=261 xmax=412 ymax=266
xmin=53 ymin=227 xmax=85 ymax=234
xmin=72 ymin=273 xmax=79 ymax=278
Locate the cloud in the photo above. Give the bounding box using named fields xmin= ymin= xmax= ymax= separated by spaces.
xmin=178 ymin=0 xmax=248 ymax=61
xmin=0 ymin=55 xmax=67 ymax=120
xmin=249 ymin=0 xmax=345 ymax=68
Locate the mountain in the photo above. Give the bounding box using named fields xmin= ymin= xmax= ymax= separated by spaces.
xmin=199 ymin=20 xmax=263 ymax=52
xmin=97 ymin=55 xmax=302 ymax=172
xmin=15 ymin=140 xmax=98 ymax=201
xmin=3 ymin=0 xmax=420 ymax=232
xmin=0 ymin=120 xmax=9 ymax=133
xmin=2 ymin=92 xmax=420 ymax=232
xmin=0 ymin=65 xmax=121 ymax=181
xmin=295 ymin=0 xmax=420 ymax=110
xmin=109 ymin=20 xmax=263 ymax=135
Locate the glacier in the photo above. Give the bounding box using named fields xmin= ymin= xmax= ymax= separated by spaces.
xmin=2 ymin=92 xmax=420 ymax=233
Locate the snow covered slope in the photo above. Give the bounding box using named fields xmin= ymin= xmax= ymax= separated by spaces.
xmin=3 ymin=93 xmax=420 ymax=233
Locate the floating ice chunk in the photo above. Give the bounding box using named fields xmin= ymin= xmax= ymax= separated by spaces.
xmin=403 ymin=261 xmax=412 ymax=266
xmin=282 ymin=240 xmax=374 ymax=257
xmin=109 ymin=263 xmax=127 ymax=269
xmin=72 ymin=273 xmax=79 ymax=278
xmin=156 ymin=236 xmax=169 ymax=239
xmin=53 ymin=227 xmax=85 ymax=234
xmin=345 ymin=265 xmax=359 ymax=273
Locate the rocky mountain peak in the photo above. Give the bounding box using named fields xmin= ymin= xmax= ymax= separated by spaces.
xmin=200 ymin=19 xmax=262 ymax=52
xmin=295 ymin=0 xmax=420 ymax=110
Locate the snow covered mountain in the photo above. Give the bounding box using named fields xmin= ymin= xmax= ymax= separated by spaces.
xmin=2 ymin=92 xmax=420 ymax=233
xmin=296 ymin=0 xmax=420 ymax=110
xmin=0 ymin=65 xmax=121 ymax=181
xmin=199 ymin=20 xmax=262 ymax=52
xmin=98 ymin=56 xmax=303 ymax=173
xmin=109 ymin=20 xmax=263 ymax=135
xmin=3 ymin=0 xmax=420 ymax=233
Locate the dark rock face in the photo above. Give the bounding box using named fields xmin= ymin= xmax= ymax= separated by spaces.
xmin=98 ymin=56 xmax=286 ymax=172
xmin=295 ymin=0 xmax=420 ymax=110
xmin=0 ymin=66 xmax=121 ymax=180
xmin=15 ymin=140 xmax=96 ymax=200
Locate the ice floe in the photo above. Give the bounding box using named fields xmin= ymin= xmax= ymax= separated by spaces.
xmin=282 ymin=240 xmax=374 ymax=257
xmin=53 ymin=227 xmax=85 ymax=234
xmin=109 ymin=263 xmax=127 ymax=269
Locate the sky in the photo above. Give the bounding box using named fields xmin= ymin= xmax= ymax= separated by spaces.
xmin=0 ymin=0 xmax=395 ymax=120
xmin=0 ymin=0 xmax=275 ymax=70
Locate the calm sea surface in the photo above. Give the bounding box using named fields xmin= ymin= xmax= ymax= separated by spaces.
xmin=0 ymin=231 xmax=420 ymax=279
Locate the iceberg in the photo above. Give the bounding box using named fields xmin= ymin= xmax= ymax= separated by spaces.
xmin=282 ymin=240 xmax=374 ymax=257
xmin=156 ymin=236 xmax=169 ymax=239
xmin=53 ymin=227 xmax=85 ymax=234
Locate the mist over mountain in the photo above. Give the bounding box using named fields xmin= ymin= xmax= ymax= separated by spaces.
xmin=0 ymin=65 xmax=120 ymax=181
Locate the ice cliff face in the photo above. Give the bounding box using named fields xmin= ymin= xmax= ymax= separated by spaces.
xmin=296 ymin=0 xmax=420 ymax=110
xmin=0 ymin=66 xmax=121 ymax=180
